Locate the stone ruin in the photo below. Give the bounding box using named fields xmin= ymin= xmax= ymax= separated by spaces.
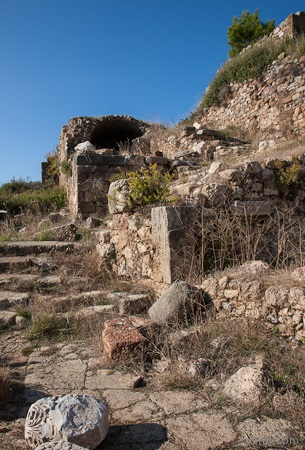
xmin=43 ymin=115 xmax=172 ymax=218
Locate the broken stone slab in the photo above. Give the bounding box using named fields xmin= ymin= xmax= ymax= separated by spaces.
xmin=233 ymin=200 xmax=272 ymax=217
xmin=117 ymin=293 xmax=153 ymax=315
xmin=36 ymin=442 xmax=85 ymax=450
xmin=223 ymin=356 xmax=264 ymax=405
xmin=0 ymin=291 xmax=29 ymax=309
xmin=148 ymin=280 xmax=206 ymax=325
xmin=102 ymin=317 xmax=145 ymax=358
xmin=24 ymin=394 xmax=109 ymax=450
xmin=108 ymin=179 xmax=131 ymax=214
xmin=34 ymin=224 xmax=79 ymax=242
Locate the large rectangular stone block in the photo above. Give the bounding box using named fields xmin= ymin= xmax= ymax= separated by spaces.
xmin=151 ymin=206 xmax=196 ymax=284
xmin=76 ymin=155 xmax=126 ymax=166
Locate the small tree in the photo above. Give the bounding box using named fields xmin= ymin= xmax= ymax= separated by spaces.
xmin=227 ymin=9 xmax=275 ymax=58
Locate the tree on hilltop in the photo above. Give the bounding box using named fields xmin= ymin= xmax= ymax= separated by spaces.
xmin=227 ymin=9 xmax=275 ymax=57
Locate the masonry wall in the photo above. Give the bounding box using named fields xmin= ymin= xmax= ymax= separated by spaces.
xmin=198 ymin=13 xmax=305 ymax=142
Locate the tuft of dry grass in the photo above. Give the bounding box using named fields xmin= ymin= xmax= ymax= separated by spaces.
xmin=0 ymin=366 xmax=11 ymax=405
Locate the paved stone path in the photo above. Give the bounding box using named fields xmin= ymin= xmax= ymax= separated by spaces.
xmin=0 ymin=241 xmax=302 ymax=449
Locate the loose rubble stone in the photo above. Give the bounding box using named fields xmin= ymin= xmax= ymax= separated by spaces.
xmin=24 ymin=394 xmax=109 ymax=450
xmin=148 ymin=280 xmax=204 ymax=324
xmin=102 ymin=317 xmax=145 ymax=358
xmin=74 ymin=141 xmax=96 ymax=152
xmin=223 ymin=357 xmax=264 ymax=405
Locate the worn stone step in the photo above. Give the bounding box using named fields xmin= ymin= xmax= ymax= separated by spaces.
xmin=0 ymin=241 xmax=75 ymax=257
xmin=0 ymin=256 xmax=33 ymax=273
xmin=0 ymin=291 xmax=29 ymax=310
xmin=47 ymin=290 xmax=109 ymax=312
xmin=0 ymin=273 xmax=61 ymax=291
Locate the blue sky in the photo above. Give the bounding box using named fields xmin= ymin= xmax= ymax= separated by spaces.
xmin=0 ymin=0 xmax=304 ymax=184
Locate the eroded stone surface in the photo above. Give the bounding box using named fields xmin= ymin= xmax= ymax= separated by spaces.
xmin=24 ymin=394 xmax=109 ymax=450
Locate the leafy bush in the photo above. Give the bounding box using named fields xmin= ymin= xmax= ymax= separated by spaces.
xmin=227 ymin=9 xmax=275 ymax=58
xmin=128 ymin=165 xmax=175 ymax=206
xmin=112 ymin=164 xmax=175 ymax=207
xmin=0 ymin=179 xmax=67 ymax=215
xmin=274 ymin=157 xmax=301 ymax=192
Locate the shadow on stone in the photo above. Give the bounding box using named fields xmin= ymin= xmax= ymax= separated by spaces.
xmin=99 ymin=423 xmax=168 ymax=449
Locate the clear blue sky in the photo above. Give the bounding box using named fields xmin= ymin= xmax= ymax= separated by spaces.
xmin=0 ymin=0 xmax=303 ymax=184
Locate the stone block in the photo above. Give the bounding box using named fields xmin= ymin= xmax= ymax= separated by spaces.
xmin=108 ymin=179 xmax=131 ymax=214
xmin=145 ymin=156 xmax=170 ymax=165
xmin=76 ymin=154 xmax=126 ymax=166
xmin=102 ymin=318 xmax=145 ymax=358
xmin=151 ymin=206 xmax=196 ymax=284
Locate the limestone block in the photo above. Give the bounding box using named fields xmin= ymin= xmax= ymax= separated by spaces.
xmin=223 ymin=357 xmax=264 ymax=405
xmin=236 ymin=260 xmax=269 ymax=275
xmin=151 ymin=206 xmax=196 ymax=284
xmin=208 ymin=161 xmax=223 ymax=174
xmin=108 ymin=179 xmax=131 ymax=215
xmin=0 ymin=291 xmax=29 ymax=310
xmin=145 ymin=155 xmax=170 ymax=165
xmin=148 ymin=280 xmax=204 ymax=324
xmin=118 ymin=293 xmax=152 ymax=315
xmin=291 ymin=267 xmax=305 ymax=284
xmin=102 ymin=318 xmax=145 ymax=358
xmin=233 ymin=201 xmax=272 ymax=217
xmin=74 ymin=141 xmax=96 ymax=152
xmin=265 ymin=286 xmax=289 ymax=308
xmin=219 ymin=169 xmax=242 ymax=182
xmin=24 ymin=394 xmax=109 ymax=449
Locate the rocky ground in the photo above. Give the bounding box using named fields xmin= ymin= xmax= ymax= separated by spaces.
xmin=0 ymin=240 xmax=304 ymax=449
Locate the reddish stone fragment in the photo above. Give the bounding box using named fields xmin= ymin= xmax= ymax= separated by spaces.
xmin=102 ymin=318 xmax=145 ymax=358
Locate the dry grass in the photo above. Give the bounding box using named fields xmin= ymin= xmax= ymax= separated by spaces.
xmin=0 ymin=366 xmax=11 ymax=405
xmin=181 ymin=204 xmax=305 ymax=283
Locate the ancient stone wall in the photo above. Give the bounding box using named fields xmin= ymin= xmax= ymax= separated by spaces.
xmin=196 ymin=13 xmax=305 ymax=142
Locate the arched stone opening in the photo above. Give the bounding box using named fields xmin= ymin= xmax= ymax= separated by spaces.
xmin=90 ymin=116 xmax=145 ymax=150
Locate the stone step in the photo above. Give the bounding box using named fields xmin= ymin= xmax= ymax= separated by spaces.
xmin=0 ymin=241 xmax=75 ymax=257
xmin=51 ymin=290 xmax=109 ymax=312
xmin=0 ymin=256 xmax=33 ymax=273
xmin=0 ymin=273 xmax=61 ymax=291
xmin=0 ymin=291 xmax=29 ymax=310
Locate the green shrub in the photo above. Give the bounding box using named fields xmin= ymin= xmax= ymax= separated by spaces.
xmin=111 ymin=164 xmax=175 ymax=207
xmin=274 ymin=157 xmax=301 ymax=192
xmin=0 ymin=179 xmax=67 ymax=215
xmin=227 ymin=9 xmax=275 ymax=58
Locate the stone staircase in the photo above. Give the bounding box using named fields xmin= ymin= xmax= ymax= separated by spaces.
xmin=0 ymin=240 xmax=114 ymax=329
